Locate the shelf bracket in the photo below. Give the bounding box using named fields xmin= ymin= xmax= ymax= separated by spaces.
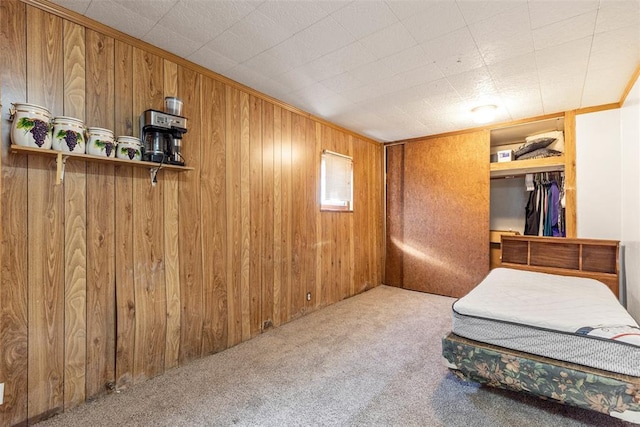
xmin=55 ymin=152 xmax=68 ymax=185
xmin=149 ymin=166 xmax=161 ymax=187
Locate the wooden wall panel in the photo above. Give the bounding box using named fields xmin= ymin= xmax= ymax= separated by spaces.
xmin=132 ymin=48 xmax=166 ymax=382
xmin=564 ymin=111 xmax=577 ymax=238
xmin=338 ymin=132 xmax=354 ymax=301
xmin=290 ymin=113 xmax=306 ymax=319
xmin=348 ymin=139 xmax=356 ymax=298
xmin=353 ymin=139 xmax=369 ymax=295
xmin=0 ymin=4 xmax=385 ymax=424
xmin=62 ymin=19 xmax=87 ymax=410
xmin=225 ymin=86 xmax=242 ymax=347
xmin=163 ymin=59 xmax=181 ymax=371
xmin=113 ymin=39 xmax=135 ymax=390
xmin=271 ymin=105 xmax=282 ymax=327
xmin=384 ymin=144 xmax=403 ymax=287
xmin=249 ymin=95 xmax=264 ymax=338
xmin=261 ymin=102 xmax=275 ymax=331
xmin=320 ymin=127 xmax=334 ymax=305
xmin=371 ymin=141 xmax=382 ymax=290
xmin=85 ymin=28 xmax=116 ymax=401
xmin=279 ymin=109 xmax=293 ymax=325
xmin=0 ymin=1 xmax=29 ymax=425
xmin=319 ymin=124 xmax=356 ymax=306
xmin=26 ymin=5 xmax=65 ymax=422
xmin=163 ymin=168 xmax=180 ymax=369
xmin=314 ymin=123 xmax=323 ymax=309
xmin=177 ymin=65 xmax=203 ymax=363
xmin=240 ymin=92 xmax=251 ymax=342
xmin=305 ymin=119 xmax=318 ymax=311
xmin=201 ymin=76 xmax=227 ymax=355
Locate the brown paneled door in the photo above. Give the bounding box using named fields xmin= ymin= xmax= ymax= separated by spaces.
xmin=385 ymin=131 xmax=490 ymax=298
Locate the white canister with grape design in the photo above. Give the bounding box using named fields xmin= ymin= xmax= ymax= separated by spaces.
xmin=10 ymin=103 xmax=53 ymax=149
xmin=52 ymin=116 xmax=86 ymax=153
xmin=116 ymin=136 xmax=142 ymax=161
xmin=86 ymin=127 xmax=116 ymax=158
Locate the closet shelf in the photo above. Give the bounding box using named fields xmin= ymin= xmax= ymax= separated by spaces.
xmin=490 ymin=155 xmax=565 ymax=178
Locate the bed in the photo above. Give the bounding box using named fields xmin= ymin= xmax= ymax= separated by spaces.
xmin=441 ymin=235 xmax=640 ymax=424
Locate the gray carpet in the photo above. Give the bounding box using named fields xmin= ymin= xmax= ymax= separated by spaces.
xmin=37 ymin=285 xmax=630 ymax=427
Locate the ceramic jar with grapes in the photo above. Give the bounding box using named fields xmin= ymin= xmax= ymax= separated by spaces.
xmin=52 ymin=116 xmax=85 ymax=153
xmin=10 ymin=103 xmax=53 ymax=149
xmin=86 ymin=127 xmax=116 ymax=158
xmin=116 ymin=136 xmax=142 ymax=161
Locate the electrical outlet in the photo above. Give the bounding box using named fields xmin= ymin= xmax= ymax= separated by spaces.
xmin=0 ymin=382 xmax=4 ymax=405
xmin=306 ymin=292 xmax=312 ymax=301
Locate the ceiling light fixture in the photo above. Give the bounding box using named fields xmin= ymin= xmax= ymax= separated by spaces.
xmin=471 ymin=105 xmax=497 ymax=124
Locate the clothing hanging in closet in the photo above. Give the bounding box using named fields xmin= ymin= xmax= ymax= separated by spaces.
xmin=524 ymin=172 xmax=565 ymax=237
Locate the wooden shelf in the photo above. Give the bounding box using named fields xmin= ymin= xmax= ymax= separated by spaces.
xmin=490 ymin=155 xmax=565 ymax=178
xmin=501 ymin=235 xmax=620 ymax=296
xmin=11 ymin=144 xmax=193 ymax=185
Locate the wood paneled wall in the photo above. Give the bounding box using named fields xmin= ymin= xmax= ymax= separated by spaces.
xmin=0 ymin=2 xmax=384 ymax=425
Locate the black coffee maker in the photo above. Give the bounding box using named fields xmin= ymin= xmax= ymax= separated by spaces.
xmin=140 ymin=100 xmax=187 ymax=166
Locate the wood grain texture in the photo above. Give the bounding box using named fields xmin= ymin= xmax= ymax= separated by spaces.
xmin=374 ymin=143 xmax=384 ymax=289
xmin=163 ymin=59 xmax=181 ymax=371
xmin=1 ymin=5 xmax=388 ymax=424
xmin=113 ymin=39 xmax=136 ymax=389
xmin=305 ymin=119 xmax=318 ymax=311
xmin=353 ymin=138 xmax=368 ymax=295
xmin=320 ymin=127 xmax=333 ymax=304
xmin=338 ymin=131 xmax=354 ymax=303
xmin=201 ymin=76 xmax=227 ymax=355
xmin=347 ymin=136 xmax=356 ymax=298
xmin=384 ymin=144 xmax=405 ymax=288
xmin=314 ymin=123 xmax=323 ymax=309
xmin=86 ymin=163 xmax=115 ymax=396
xmin=402 ymin=131 xmax=490 ymax=298
xmin=564 ymin=110 xmax=577 ymax=238
xmin=132 ymin=47 xmax=166 ymax=382
xmin=240 ymin=92 xmax=251 ymax=342
xmin=0 ymin=1 xmax=29 ymax=424
xmin=225 ymin=86 xmax=242 ymax=347
xmin=249 ymin=95 xmax=263 ymax=338
xmin=279 ymin=109 xmax=293 ymax=325
xmin=271 ymin=105 xmax=282 ymax=327
xmin=261 ymin=101 xmax=274 ymax=332
xmin=26 ymin=6 xmax=65 ymax=421
xmin=85 ymin=27 xmax=116 ymax=401
xmin=62 ymin=19 xmax=87 ymax=410
xmin=177 ymin=65 xmax=203 ymax=363
xmin=290 ymin=113 xmax=306 ymax=319
xmin=163 ymin=169 xmax=180 ymax=369
xmin=501 ymin=235 xmax=620 ymax=295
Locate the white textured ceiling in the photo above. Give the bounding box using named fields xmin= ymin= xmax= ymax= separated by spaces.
xmin=50 ymin=0 xmax=640 ymax=142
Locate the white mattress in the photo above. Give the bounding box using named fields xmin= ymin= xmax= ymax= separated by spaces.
xmin=452 ymin=268 xmax=640 ymax=376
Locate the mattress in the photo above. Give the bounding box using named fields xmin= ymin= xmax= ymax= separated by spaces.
xmin=452 ymin=268 xmax=640 ymax=376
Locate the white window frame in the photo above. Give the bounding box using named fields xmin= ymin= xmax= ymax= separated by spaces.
xmin=320 ymin=149 xmax=353 ymax=212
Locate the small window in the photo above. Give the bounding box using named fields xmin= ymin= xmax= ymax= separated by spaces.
xmin=320 ymin=149 xmax=353 ymax=212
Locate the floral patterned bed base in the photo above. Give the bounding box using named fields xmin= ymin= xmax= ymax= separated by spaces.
xmin=442 ymin=333 xmax=640 ymax=424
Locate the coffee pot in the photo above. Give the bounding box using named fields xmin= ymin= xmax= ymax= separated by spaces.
xmin=140 ymin=97 xmax=187 ymax=166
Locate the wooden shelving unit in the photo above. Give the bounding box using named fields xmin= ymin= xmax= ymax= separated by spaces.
xmin=490 ymin=155 xmax=565 ymax=178
xmin=11 ymin=144 xmax=193 ymax=185
xmin=500 ymin=235 xmax=620 ymax=296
